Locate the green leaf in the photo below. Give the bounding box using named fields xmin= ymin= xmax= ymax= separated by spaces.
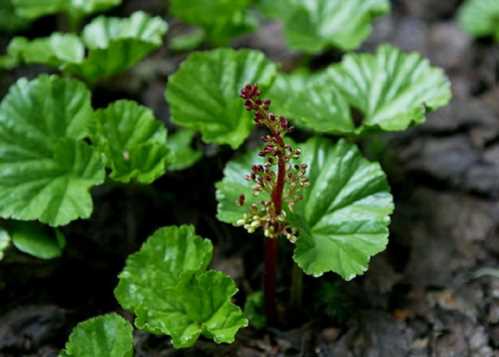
xmin=166 ymin=48 xmax=277 ymax=149
xmin=169 ymin=28 xmax=206 ymax=52
xmin=325 ymin=45 xmax=452 ymax=133
xmin=261 ymin=0 xmax=390 ymax=53
xmin=290 ymin=138 xmax=394 ymax=279
xmin=268 ymin=70 xmax=354 ymax=134
xmin=12 ymin=0 xmax=121 ymax=20
xmin=4 ymin=12 xmax=168 ymax=82
xmin=215 ymin=148 xmax=268 ymax=225
xmin=6 ymin=33 xmax=84 ymax=67
xmin=91 ymin=100 xmax=169 ymax=184
xmin=272 ymin=45 xmax=452 ymax=135
xmin=243 ymin=291 xmax=266 ymax=329
xmin=0 ymin=227 xmax=10 ymax=261
xmin=0 ymin=75 xmax=105 ymax=226
xmin=66 ymin=11 xmax=167 ymax=82
xmin=62 ymin=313 xmax=133 ymax=357
xmin=0 ymin=0 xmax=29 ymax=33
xmin=115 ymin=225 xmax=247 ymax=349
xmin=215 ymin=137 xmax=394 ymax=280
xmin=457 ymin=0 xmax=499 ymax=40
xmin=170 ymin=0 xmax=255 ymax=44
xmin=9 ymin=221 xmax=65 ymax=259
xmin=167 ymin=129 xmax=202 ymax=171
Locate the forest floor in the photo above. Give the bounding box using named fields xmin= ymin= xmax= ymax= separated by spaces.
xmin=0 ymin=0 xmax=498 ymax=356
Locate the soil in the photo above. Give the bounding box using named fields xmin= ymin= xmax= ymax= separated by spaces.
xmin=0 ymin=0 xmax=498 ymax=356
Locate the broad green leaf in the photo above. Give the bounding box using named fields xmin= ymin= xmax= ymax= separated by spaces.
xmin=12 ymin=0 xmax=121 ymax=20
xmin=290 ymin=138 xmax=394 ymax=279
xmin=115 ymin=225 xmax=213 ymax=309
xmin=10 ymin=221 xmax=65 ymax=259
xmin=272 ymin=45 xmax=452 ymax=135
xmin=6 ymin=33 xmax=84 ymax=67
xmin=3 ymin=12 xmax=167 ymax=82
xmin=261 ymin=0 xmax=390 ymax=53
xmin=457 ymin=0 xmax=499 ymax=40
xmin=91 ymin=100 xmax=169 ymax=184
xmin=0 ymin=228 xmax=10 ymax=261
xmin=170 ymin=0 xmax=255 ymax=44
xmin=62 ymin=313 xmax=133 ymax=357
xmin=115 ymin=225 xmax=247 ymax=348
xmin=167 ymin=129 xmax=202 ymax=171
xmin=0 ymin=0 xmax=29 ymax=33
xmin=324 ymin=45 xmax=452 ymax=133
xmin=215 ymin=137 xmax=394 ymax=280
xmin=66 ymin=11 xmax=167 ymax=82
xmin=0 ymin=75 xmax=105 ymax=226
xmin=166 ymin=48 xmax=277 ymax=149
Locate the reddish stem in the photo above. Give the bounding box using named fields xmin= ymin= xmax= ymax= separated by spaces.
xmin=272 ymin=147 xmax=286 ymax=215
xmin=264 ymin=237 xmax=278 ymax=324
xmin=264 ymin=150 xmax=286 ymax=324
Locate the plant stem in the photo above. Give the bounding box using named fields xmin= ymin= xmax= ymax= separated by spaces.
xmin=264 ymin=237 xmax=278 ymax=324
xmin=264 ymin=150 xmax=286 ymax=324
xmin=290 ymin=262 xmax=303 ymax=310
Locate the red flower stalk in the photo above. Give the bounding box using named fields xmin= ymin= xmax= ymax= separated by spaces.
xmin=237 ymin=84 xmax=309 ymax=324
xmin=237 ymin=84 xmax=308 ymax=242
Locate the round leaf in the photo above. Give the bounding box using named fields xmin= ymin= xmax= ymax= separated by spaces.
xmin=62 ymin=313 xmax=133 ymax=357
xmin=326 ymin=45 xmax=452 ymax=133
xmin=115 ymin=225 xmax=247 ymax=348
xmin=10 ymin=221 xmax=65 ymax=259
xmin=115 ymin=225 xmax=214 ymax=310
xmin=165 ymin=48 xmax=277 ymax=149
xmin=290 ymin=138 xmax=394 ymax=279
xmin=92 ymin=100 xmax=169 ymax=184
xmin=0 ymin=75 xmax=105 ymax=226
xmin=458 ymin=0 xmax=499 ymax=40
xmin=261 ymin=0 xmax=390 ymax=53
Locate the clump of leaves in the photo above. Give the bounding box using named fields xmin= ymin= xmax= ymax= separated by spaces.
xmin=2 ymin=11 xmax=168 ymax=83
xmin=0 ymin=74 xmax=199 ymax=227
